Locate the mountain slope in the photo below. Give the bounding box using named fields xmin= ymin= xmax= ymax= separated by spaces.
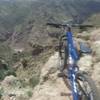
xmin=0 ymin=0 xmax=100 ymax=42
xmin=0 ymin=0 xmax=100 ymax=62
xmin=1 ymin=0 xmax=100 ymax=46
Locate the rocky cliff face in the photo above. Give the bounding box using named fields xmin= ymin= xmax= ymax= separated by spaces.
xmin=0 ymin=29 xmax=100 ymax=100
xmin=0 ymin=0 xmax=100 ymax=46
xmin=30 ymin=52 xmax=72 ymax=100
xmin=29 ymin=28 xmax=100 ymax=100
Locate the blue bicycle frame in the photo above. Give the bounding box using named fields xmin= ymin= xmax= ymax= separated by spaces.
xmin=66 ymin=28 xmax=79 ymax=100
xmin=46 ymin=22 xmax=93 ymax=100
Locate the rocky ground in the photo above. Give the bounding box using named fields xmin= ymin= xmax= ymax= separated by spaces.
xmin=30 ymin=52 xmax=73 ymax=100
xmin=0 ymin=28 xmax=100 ymax=100
xmin=30 ymin=29 xmax=100 ymax=100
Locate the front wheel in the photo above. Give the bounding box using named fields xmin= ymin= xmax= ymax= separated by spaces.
xmin=76 ymin=72 xmax=100 ymax=100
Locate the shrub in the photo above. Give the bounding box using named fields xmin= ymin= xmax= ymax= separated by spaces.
xmin=29 ymin=76 xmax=39 ymax=88
xmin=27 ymin=90 xmax=33 ymax=97
xmin=0 ymin=87 xmax=4 ymax=99
xmin=0 ymin=63 xmax=16 ymax=80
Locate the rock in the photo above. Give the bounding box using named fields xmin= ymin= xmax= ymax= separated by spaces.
xmin=92 ymin=62 xmax=100 ymax=88
xmin=91 ymin=41 xmax=100 ymax=62
xmin=2 ymin=90 xmax=29 ymax=100
xmin=13 ymin=48 xmax=24 ymax=53
xmin=1 ymin=88 xmax=30 ymax=100
xmin=40 ymin=52 xmax=60 ymax=83
xmin=1 ymin=76 xmax=32 ymax=100
xmin=30 ymin=78 xmax=72 ymax=100
xmin=0 ymin=59 xmax=8 ymax=70
xmin=90 ymin=29 xmax=100 ymax=41
xmin=74 ymin=38 xmax=87 ymax=43
xmin=30 ymin=52 xmax=72 ymax=100
xmin=1 ymin=75 xmax=18 ymax=87
xmin=31 ymin=44 xmax=44 ymax=56
xmin=13 ymin=62 xmax=22 ymax=70
xmin=77 ymin=32 xmax=90 ymax=40
xmin=77 ymin=55 xmax=93 ymax=73
xmin=2 ymin=95 xmax=11 ymax=100
xmin=21 ymin=59 xmax=28 ymax=68
xmin=0 ymin=75 xmax=28 ymax=99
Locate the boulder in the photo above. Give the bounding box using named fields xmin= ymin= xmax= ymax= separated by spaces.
xmin=92 ymin=62 xmax=100 ymax=88
xmin=31 ymin=44 xmax=44 ymax=56
xmin=77 ymin=32 xmax=90 ymax=40
xmin=1 ymin=75 xmax=18 ymax=87
xmin=77 ymin=55 xmax=93 ymax=73
xmin=30 ymin=78 xmax=72 ymax=100
xmin=1 ymin=75 xmax=32 ymax=100
xmin=91 ymin=41 xmax=100 ymax=62
xmin=1 ymin=88 xmax=31 ymax=100
xmin=40 ymin=52 xmax=60 ymax=83
xmin=30 ymin=52 xmax=72 ymax=100
xmin=90 ymin=29 xmax=100 ymax=41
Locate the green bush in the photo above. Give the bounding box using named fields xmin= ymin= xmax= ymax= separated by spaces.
xmin=29 ymin=76 xmax=39 ymax=88
xmin=0 ymin=64 xmax=16 ymax=80
xmin=0 ymin=87 xmax=4 ymax=99
xmin=27 ymin=90 xmax=33 ymax=97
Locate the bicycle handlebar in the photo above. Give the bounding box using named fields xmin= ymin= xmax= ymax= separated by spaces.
xmin=46 ymin=23 xmax=67 ymax=28
xmin=46 ymin=23 xmax=94 ymax=28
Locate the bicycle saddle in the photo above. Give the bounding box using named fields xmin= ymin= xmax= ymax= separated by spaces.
xmin=80 ymin=42 xmax=92 ymax=54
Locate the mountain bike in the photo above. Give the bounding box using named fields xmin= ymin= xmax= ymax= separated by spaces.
xmin=46 ymin=23 xmax=99 ymax=100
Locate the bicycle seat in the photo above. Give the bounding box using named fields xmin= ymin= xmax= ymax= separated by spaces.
xmin=80 ymin=42 xmax=92 ymax=54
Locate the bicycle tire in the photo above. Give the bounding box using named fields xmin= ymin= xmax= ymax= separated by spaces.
xmin=76 ymin=72 xmax=100 ymax=100
xmin=58 ymin=38 xmax=68 ymax=71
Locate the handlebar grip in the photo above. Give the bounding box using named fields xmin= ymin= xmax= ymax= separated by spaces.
xmin=81 ymin=25 xmax=94 ymax=27
xmin=46 ymin=23 xmax=62 ymax=28
xmin=72 ymin=24 xmax=94 ymax=28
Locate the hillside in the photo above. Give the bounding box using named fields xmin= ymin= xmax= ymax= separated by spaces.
xmin=0 ymin=0 xmax=100 ymax=82
xmin=0 ymin=0 xmax=100 ymax=45
xmin=0 ymin=1 xmax=100 ymax=100
xmin=0 ymin=28 xmax=100 ymax=100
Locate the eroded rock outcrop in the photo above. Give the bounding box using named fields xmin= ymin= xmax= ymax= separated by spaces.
xmin=1 ymin=29 xmax=100 ymax=100
xmin=0 ymin=75 xmax=32 ymax=100
xmin=30 ymin=52 xmax=72 ymax=100
xmin=77 ymin=55 xmax=93 ymax=73
xmin=91 ymin=41 xmax=100 ymax=62
xmin=30 ymin=29 xmax=100 ymax=100
xmin=90 ymin=29 xmax=100 ymax=41
xmin=92 ymin=62 xmax=100 ymax=88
